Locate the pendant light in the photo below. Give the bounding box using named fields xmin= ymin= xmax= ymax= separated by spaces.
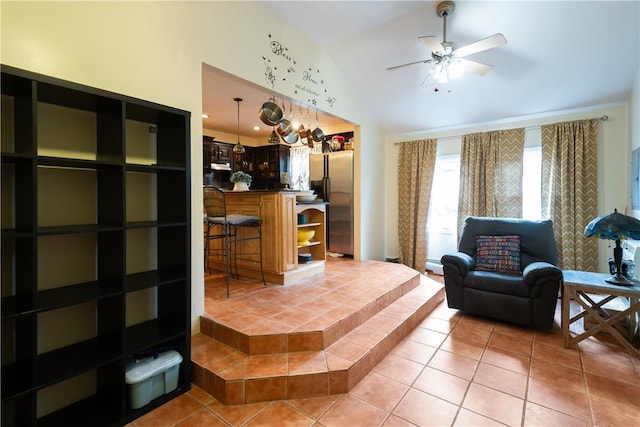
xmin=232 ymin=97 xmax=245 ymax=154
xmin=268 ymin=127 xmax=280 ymax=144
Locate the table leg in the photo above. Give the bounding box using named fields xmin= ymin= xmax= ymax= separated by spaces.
xmin=562 ymin=281 xmax=570 ymax=348
xmin=571 ymin=291 xmax=640 ymax=358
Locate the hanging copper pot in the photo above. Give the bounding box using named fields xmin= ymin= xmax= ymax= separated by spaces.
xmin=258 ymin=96 xmax=283 ymax=126
xmin=306 ymin=131 xmax=314 ymax=148
xmin=297 ymin=106 xmax=307 ymax=140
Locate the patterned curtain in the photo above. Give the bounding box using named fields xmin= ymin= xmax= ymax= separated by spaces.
xmin=541 ymin=119 xmax=599 ymax=270
xmin=397 ymin=139 xmax=437 ymax=273
xmin=457 ymin=129 xmax=524 ymax=235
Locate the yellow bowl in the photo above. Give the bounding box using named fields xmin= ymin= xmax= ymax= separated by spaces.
xmin=297 ymin=229 xmax=315 ymax=245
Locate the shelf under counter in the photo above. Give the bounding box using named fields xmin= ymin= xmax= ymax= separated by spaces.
xmin=295 ymin=203 xmax=327 ymax=270
xmin=298 ymin=240 xmax=321 ymax=249
xmin=297 ymin=222 xmax=321 ymax=228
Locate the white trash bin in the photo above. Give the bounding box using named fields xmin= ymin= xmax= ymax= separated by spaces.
xmin=125 ymin=350 xmax=183 ymax=409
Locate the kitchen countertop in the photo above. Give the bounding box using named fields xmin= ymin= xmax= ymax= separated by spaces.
xmin=221 ymin=189 xmax=288 ymax=193
xmin=223 ymin=190 xmax=328 ymax=204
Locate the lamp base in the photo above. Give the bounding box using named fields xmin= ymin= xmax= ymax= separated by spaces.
xmin=605 ymin=275 xmax=634 ymax=286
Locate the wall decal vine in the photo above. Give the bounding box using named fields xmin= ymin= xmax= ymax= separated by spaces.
xmin=263 ymin=33 xmax=337 ymax=109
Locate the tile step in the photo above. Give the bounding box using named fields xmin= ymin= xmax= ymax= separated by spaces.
xmin=191 ymin=275 xmax=445 ymax=404
xmin=199 ymin=268 xmax=422 ymax=355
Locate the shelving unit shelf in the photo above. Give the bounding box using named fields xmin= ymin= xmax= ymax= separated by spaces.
xmin=295 ymin=204 xmax=326 ymax=263
xmin=1 ymin=65 xmax=191 ymax=427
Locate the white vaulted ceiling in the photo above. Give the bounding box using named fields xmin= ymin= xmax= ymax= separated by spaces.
xmin=204 ymin=1 xmax=640 ymax=138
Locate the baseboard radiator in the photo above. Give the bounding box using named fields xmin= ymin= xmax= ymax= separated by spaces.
xmin=426 ymin=230 xmax=457 ymax=276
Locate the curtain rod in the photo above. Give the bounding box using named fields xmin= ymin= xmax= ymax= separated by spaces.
xmin=393 ymin=115 xmax=609 ymax=145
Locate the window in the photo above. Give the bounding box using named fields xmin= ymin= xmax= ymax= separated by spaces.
xmin=522 ymin=146 xmax=542 ymax=220
xmin=426 ymin=155 xmax=460 ymax=268
xmin=427 ymin=154 xmax=460 ymax=234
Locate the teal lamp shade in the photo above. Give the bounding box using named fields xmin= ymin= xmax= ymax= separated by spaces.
xmin=584 ymin=209 xmax=640 ymax=285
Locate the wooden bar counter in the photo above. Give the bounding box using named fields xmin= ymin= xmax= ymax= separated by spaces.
xmin=207 ymin=190 xmax=326 ymax=285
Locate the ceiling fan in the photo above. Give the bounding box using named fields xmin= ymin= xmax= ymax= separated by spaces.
xmin=387 ymin=1 xmax=507 ymax=91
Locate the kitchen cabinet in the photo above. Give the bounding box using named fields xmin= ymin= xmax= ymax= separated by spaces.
xmin=214 ymin=142 xmax=232 ymax=163
xmin=204 ymin=137 xmax=232 ymax=166
xmin=233 ymin=150 xmax=254 ymax=174
xmin=0 ymin=66 xmax=191 ymax=426
xmin=253 ymin=145 xmax=290 ymax=189
xmin=203 ymin=137 xmax=213 ymax=172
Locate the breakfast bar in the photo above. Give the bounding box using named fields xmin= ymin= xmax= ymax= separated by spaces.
xmin=206 ymin=190 xmax=327 ymax=285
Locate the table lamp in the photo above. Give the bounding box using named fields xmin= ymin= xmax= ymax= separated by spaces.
xmin=584 ymin=208 xmax=640 ymax=286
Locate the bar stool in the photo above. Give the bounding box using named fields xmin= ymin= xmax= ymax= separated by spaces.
xmin=203 ymin=186 xmax=266 ymax=297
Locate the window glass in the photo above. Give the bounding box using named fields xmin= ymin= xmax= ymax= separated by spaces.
xmin=427 ymin=154 xmax=460 ymax=233
xmin=522 ymin=147 xmax=542 ymax=220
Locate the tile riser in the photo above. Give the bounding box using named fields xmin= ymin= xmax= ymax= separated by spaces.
xmin=192 ymin=284 xmax=445 ymax=404
xmin=199 ymin=276 xmax=422 ymax=356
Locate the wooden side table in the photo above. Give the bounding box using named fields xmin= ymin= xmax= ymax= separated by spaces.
xmin=561 ymin=270 xmax=640 ymax=358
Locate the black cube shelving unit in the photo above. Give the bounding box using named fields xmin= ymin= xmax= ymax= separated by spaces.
xmin=1 ymin=65 xmax=191 ymax=426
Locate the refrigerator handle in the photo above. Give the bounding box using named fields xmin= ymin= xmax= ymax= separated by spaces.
xmin=324 ymin=154 xmax=329 ymax=177
xmin=323 ymin=176 xmax=330 ymax=202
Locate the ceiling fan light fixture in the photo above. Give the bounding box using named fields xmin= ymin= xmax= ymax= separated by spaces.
xmin=449 ymin=59 xmax=464 ymax=79
xmin=438 ymin=71 xmax=449 ymax=84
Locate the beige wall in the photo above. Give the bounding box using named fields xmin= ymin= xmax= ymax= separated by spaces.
xmin=385 ymin=103 xmax=632 ymax=274
xmin=1 ymin=1 xmax=387 ymax=331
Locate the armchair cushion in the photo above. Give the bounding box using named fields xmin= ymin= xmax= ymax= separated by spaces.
xmin=464 ymin=270 xmax=530 ymax=297
xmin=475 ymin=235 xmax=521 ymax=274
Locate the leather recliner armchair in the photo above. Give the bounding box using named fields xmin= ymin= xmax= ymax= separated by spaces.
xmin=441 ymin=216 xmax=563 ymax=330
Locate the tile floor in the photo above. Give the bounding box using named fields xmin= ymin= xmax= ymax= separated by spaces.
xmin=130 ymin=262 xmax=640 ymax=427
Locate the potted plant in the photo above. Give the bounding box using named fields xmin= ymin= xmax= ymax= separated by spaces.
xmin=230 ymin=171 xmax=252 ymax=191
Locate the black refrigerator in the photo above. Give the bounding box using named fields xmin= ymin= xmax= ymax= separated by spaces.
xmin=309 ymin=151 xmax=354 ymax=256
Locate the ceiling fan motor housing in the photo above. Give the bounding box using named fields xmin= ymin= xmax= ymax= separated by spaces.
xmin=437 ymin=1 xmax=455 ymax=18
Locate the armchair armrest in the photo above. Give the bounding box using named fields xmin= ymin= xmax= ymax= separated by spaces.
xmin=441 ymin=252 xmax=475 ymax=277
xmin=522 ymin=262 xmax=562 ymax=286
xmin=441 ymin=252 xmax=474 ymax=309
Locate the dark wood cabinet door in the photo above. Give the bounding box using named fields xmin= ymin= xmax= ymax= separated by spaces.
xmin=217 ymin=144 xmax=232 ymax=163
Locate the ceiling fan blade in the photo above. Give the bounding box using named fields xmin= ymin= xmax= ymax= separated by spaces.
xmin=419 ymin=36 xmax=444 ymax=54
xmin=459 ymin=58 xmax=494 ymax=76
xmin=453 ymin=33 xmax=507 ymax=58
xmin=387 ymin=58 xmax=433 ymax=71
